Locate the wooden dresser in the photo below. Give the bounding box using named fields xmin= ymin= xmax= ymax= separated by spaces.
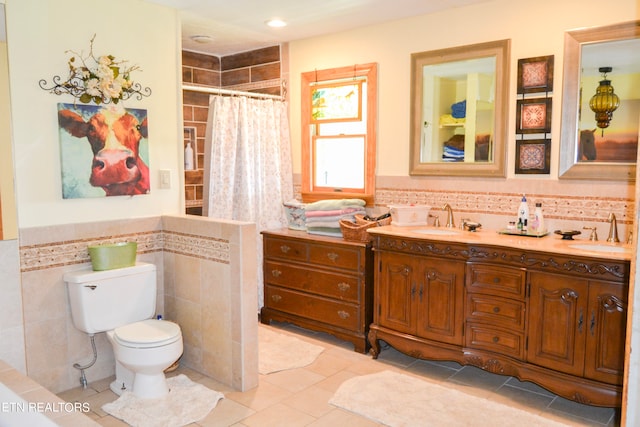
xmin=260 ymin=229 xmax=374 ymax=353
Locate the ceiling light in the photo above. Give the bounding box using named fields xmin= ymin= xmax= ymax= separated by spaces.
xmin=589 ymin=66 xmax=620 ymax=134
xmin=266 ymin=19 xmax=287 ymax=28
xmin=190 ymin=35 xmax=213 ymax=44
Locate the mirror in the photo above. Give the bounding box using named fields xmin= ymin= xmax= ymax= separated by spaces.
xmin=559 ymin=21 xmax=640 ymax=181
xmin=410 ymin=39 xmax=510 ymax=177
xmin=0 ymin=3 xmax=17 ymax=240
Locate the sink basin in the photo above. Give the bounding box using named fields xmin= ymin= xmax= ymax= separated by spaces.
xmin=568 ymin=243 xmax=629 ymax=254
xmin=412 ymin=229 xmax=461 ymax=236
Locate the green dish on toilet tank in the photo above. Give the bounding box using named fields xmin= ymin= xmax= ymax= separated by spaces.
xmin=88 ymin=242 xmax=137 ymax=271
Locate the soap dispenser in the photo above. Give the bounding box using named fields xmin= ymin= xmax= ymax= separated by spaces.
xmin=517 ymin=195 xmax=529 ymax=227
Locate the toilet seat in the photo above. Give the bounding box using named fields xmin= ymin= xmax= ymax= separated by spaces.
xmin=113 ymin=319 xmax=181 ymax=348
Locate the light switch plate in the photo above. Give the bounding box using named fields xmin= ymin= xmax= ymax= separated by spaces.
xmin=159 ymin=169 xmax=171 ymax=189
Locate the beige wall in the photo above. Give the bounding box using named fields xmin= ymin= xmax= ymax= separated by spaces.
xmin=5 ymin=0 xmax=184 ymax=229
xmin=289 ymin=0 xmax=637 ymax=178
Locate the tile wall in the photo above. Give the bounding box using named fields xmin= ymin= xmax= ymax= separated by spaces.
xmin=12 ymin=214 xmax=257 ymax=394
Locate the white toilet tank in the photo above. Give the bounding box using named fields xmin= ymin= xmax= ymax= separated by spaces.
xmin=64 ymin=262 xmax=157 ymax=334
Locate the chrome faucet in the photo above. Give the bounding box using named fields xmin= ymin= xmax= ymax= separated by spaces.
xmin=606 ymin=213 xmax=620 ymax=243
xmin=441 ymin=203 xmax=455 ymax=228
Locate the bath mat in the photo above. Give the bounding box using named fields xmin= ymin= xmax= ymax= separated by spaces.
xmin=102 ymin=374 xmax=223 ymax=427
xmin=259 ymin=326 xmax=324 ymax=374
xmin=329 ymin=370 xmax=571 ymax=427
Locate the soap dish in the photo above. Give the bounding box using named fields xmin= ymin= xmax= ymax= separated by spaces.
xmin=554 ymin=230 xmax=581 ymax=240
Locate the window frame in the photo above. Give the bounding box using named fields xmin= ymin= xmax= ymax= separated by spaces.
xmin=301 ymin=63 xmax=377 ymax=205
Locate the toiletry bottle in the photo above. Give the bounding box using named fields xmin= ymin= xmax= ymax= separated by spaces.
xmin=185 ymin=142 xmax=194 ymax=171
xmin=533 ymin=202 xmax=545 ymax=234
xmin=518 ymin=195 xmax=529 ymax=226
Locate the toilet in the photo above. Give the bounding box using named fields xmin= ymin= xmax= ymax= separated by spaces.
xmin=64 ymin=262 xmax=183 ymax=399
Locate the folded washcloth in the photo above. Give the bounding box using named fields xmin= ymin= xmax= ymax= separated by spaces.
xmin=305 ymin=198 xmax=366 ymax=211
xmin=439 ymin=114 xmax=465 ymax=126
xmin=451 ymin=100 xmax=466 ymax=119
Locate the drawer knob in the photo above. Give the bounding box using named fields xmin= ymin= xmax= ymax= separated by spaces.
xmin=493 ymin=306 xmax=500 ymax=313
xmin=337 ymin=282 xmax=351 ymax=292
xmin=280 ymin=245 xmax=291 ymax=253
xmin=271 ymin=269 xmax=282 ymax=277
xmin=337 ymin=310 xmax=350 ymax=319
xmin=271 ymin=294 xmax=282 ymax=303
xmin=492 ymin=336 xmax=500 ymax=343
xmin=327 ymin=252 xmax=339 ymax=262
xmin=493 ymin=277 xmax=500 ymax=283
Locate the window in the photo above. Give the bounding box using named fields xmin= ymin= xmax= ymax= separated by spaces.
xmin=301 ymin=63 xmax=377 ymax=205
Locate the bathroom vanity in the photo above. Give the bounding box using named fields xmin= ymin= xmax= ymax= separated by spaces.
xmin=260 ymin=229 xmax=374 ymax=353
xmin=367 ymin=226 xmax=630 ymax=407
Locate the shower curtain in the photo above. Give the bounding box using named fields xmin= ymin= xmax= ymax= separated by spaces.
xmin=202 ymin=95 xmax=294 ymax=307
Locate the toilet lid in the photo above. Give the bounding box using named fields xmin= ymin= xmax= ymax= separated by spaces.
xmin=114 ymin=319 xmax=181 ymax=348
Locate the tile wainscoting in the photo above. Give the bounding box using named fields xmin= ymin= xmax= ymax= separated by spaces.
xmin=13 ymin=215 xmax=258 ymax=394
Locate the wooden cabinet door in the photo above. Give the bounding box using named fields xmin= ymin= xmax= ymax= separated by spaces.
xmin=415 ymin=258 xmax=464 ymax=345
xmin=584 ymin=281 xmax=627 ymax=385
xmin=377 ymin=251 xmax=417 ymax=334
xmin=527 ymin=272 xmax=587 ymax=377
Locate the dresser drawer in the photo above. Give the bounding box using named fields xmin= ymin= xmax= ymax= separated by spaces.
xmin=466 ymin=263 xmax=526 ymax=299
xmin=264 ymin=261 xmax=360 ymax=302
xmin=466 ymin=323 xmax=524 ymax=359
xmin=309 ymin=244 xmax=362 ymax=271
xmin=265 ymin=285 xmax=360 ymax=331
xmin=264 ymin=238 xmax=308 ymax=262
xmin=466 ymin=294 xmax=525 ymax=330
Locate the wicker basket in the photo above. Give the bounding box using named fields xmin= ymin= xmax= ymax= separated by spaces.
xmin=340 ymin=214 xmax=392 ymax=243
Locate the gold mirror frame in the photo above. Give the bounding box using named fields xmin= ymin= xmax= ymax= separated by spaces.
xmin=409 ymin=39 xmax=510 ymax=177
xmin=559 ymin=21 xmax=640 ymax=181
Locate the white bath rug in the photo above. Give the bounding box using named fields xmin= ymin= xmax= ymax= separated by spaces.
xmin=102 ymin=374 xmax=223 ymax=427
xmin=329 ymin=370 xmax=571 ymax=427
xmin=259 ymin=326 xmax=325 ymax=374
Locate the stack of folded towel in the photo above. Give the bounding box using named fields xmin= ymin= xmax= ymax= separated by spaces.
xmin=305 ymin=198 xmax=367 ymax=237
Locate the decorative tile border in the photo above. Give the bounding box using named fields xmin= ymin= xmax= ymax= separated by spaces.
xmin=163 ymin=230 xmax=230 ymax=264
xmin=19 ymin=230 xmax=230 ymax=272
xmin=374 ymin=188 xmax=633 ymax=224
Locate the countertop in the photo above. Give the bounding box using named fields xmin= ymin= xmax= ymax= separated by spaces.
xmin=367 ymin=225 xmax=633 ymax=261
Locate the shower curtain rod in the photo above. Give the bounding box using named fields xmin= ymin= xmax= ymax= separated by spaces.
xmin=182 ymin=84 xmax=284 ymax=101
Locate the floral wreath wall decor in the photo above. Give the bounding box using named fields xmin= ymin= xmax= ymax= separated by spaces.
xmin=39 ymin=35 xmax=151 ymax=105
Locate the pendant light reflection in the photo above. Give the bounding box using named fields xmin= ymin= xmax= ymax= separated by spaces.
xmin=589 ymin=66 xmax=620 ymax=135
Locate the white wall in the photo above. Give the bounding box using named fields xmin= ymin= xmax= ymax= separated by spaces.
xmin=5 ymin=0 xmax=184 ymax=229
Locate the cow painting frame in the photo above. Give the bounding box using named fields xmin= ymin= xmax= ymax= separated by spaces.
xmin=57 ymin=103 xmax=150 ymax=199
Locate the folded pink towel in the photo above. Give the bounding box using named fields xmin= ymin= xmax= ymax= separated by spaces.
xmin=305 ymin=207 xmax=365 ymax=218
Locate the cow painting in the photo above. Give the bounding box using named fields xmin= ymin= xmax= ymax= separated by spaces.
xmin=57 ymin=103 xmax=150 ymax=198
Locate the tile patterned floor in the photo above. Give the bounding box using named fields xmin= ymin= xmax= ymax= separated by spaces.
xmin=58 ymin=322 xmax=620 ymax=426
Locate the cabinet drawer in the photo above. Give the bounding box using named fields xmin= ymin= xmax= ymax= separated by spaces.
xmin=466 ymin=264 xmax=526 ymax=299
xmin=264 ymin=261 xmax=360 ymax=302
xmin=466 ymin=323 xmax=524 ymax=359
xmin=265 ymin=285 xmax=360 ymax=331
xmin=264 ymin=238 xmax=308 ymax=262
xmin=466 ymin=294 xmax=525 ymax=330
xmin=309 ymin=245 xmax=362 ymax=271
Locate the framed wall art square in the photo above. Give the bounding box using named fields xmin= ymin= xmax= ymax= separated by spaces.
xmin=517 ymin=55 xmax=554 ymax=94
xmin=516 ymin=98 xmax=552 ymax=134
xmin=515 ymin=139 xmax=551 ymax=174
